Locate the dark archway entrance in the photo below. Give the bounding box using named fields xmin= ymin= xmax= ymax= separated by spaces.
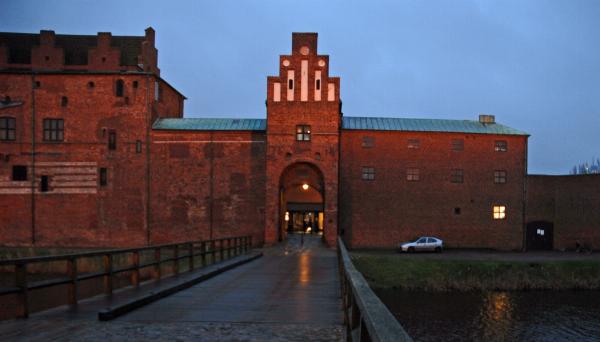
xmin=279 ymin=162 xmax=325 ymax=241
xmin=526 ymin=221 xmax=554 ymax=250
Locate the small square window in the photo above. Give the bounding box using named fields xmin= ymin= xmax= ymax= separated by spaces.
xmin=99 ymin=168 xmax=108 ymax=186
xmin=296 ymin=125 xmax=311 ymax=141
xmin=408 ymin=139 xmax=420 ymax=149
xmin=407 ymin=168 xmax=420 ymax=181
xmin=494 ymin=170 xmax=507 ymax=184
xmin=495 ymin=140 xmax=507 ymax=152
xmin=451 ymin=139 xmax=464 ymax=151
xmin=12 ymin=165 xmax=27 ymax=181
xmin=0 ymin=117 xmax=16 ymax=141
xmin=451 ymin=169 xmax=464 ymax=183
xmin=454 ymin=207 xmax=461 ymax=215
xmin=362 ymin=136 xmax=375 ymax=148
xmin=493 ymin=205 xmax=506 ymax=220
xmin=362 ymin=167 xmax=375 ymax=180
xmin=43 ymin=119 xmax=64 ymax=142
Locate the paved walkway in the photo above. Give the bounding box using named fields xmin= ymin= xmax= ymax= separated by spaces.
xmin=0 ymin=234 xmax=343 ymax=341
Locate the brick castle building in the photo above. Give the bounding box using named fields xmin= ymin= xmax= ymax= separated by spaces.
xmin=1 ymin=29 xmax=598 ymax=251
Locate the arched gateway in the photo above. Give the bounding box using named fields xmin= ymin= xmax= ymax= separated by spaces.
xmin=279 ymin=162 xmax=325 ymax=241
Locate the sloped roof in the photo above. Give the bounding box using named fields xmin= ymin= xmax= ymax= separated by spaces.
xmin=153 ymin=118 xmax=266 ymax=131
xmin=342 ymin=116 xmax=528 ymax=136
xmin=152 ymin=116 xmax=528 ymax=136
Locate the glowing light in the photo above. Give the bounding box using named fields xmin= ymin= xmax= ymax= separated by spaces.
xmin=284 ymin=211 xmax=289 ymax=221
xmin=302 ymin=183 xmax=309 ymax=190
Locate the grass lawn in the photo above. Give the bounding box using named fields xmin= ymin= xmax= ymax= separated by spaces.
xmin=351 ymin=252 xmax=600 ymax=291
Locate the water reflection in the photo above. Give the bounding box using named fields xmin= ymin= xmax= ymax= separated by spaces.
xmin=299 ymin=253 xmax=310 ymax=284
xmin=376 ymin=289 xmax=600 ymax=341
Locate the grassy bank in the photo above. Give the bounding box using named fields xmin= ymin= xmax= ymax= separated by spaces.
xmin=351 ymin=252 xmax=600 ymax=291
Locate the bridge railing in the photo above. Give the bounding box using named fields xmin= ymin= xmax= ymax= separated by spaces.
xmin=0 ymin=235 xmax=252 ymax=319
xmin=337 ymin=237 xmax=412 ymax=342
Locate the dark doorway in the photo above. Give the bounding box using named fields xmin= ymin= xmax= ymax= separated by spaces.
xmin=526 ymin=221 xmax=554 ymax=250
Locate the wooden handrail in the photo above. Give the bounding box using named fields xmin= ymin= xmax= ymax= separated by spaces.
xmin=337 ymin=237 xmax=412 ymax=342
xmin=0 ymin=235 xmax=252 ymax=319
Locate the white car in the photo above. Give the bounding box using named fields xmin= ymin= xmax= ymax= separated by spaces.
xmin=399 ymin=236 xmax=443 ymax=253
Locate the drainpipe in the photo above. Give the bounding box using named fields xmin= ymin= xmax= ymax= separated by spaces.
xmin=145 ymin=75 xmax=151 ymax=245
xmin=522 ymin=136 xmax=529 ymax=251
xmin=30 ymin=74 xmax=36 ymax=245
xmin=209 ymin=131 xmax=214 ymax=240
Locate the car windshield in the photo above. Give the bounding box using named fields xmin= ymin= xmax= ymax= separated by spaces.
xmin=416 ymin=237 xmax=427 ymax=243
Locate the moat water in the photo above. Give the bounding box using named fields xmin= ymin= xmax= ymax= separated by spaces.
xmin=377 ymin=289 xmax=600 ymax=341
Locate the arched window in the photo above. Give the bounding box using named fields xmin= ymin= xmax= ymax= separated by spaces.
xmin=116 ymin=79 xmax=124 ymax=97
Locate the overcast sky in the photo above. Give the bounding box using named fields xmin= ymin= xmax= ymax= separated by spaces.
xmin=2 ymin=0 xmax=599 ymax=175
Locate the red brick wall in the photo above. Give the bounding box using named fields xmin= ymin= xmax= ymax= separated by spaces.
xmin=340 ymin=130 xmax=528 ymax=250
xmin=527 ymin=175 xmax=600 ymax=250
xmin=0 ymin=72 xmax=183 ymax=247
xmin=149 ymin=130 xmax=266 ymax=246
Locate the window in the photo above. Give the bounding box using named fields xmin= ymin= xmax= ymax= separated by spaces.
xmin=416 ymin=237 xmax=427 ymax=243
xmin=296 ymin=125 xmax=311 ymax=141
xmin=451 ymin=169 xmax=464 ymax=183
xmin=12 ymin=165 xmax=27 ymax=181
xmin=108 ymin=130 xmax=117 ymax=150
xmin=316 ymin=79 xmax=321 ymax=90
xmin=136 ymin=140 xmax=142 ymax=153
xmin=494 ymin=170 xmax=507 ymax=184
xmin=154 ymin=81 xmax=160 ymax=101
xmin=99 ymin=168 xmax=108 ymax=186
xmin=0 ymin=117 xmax=16 ymax=141
xmin=34 ymin=81 xmax=41 ymax=88
xmin=43 ymin=119 xmax=64 ymax=141
xmin=61 ymin=96 xmax=68 ymax=107
xmin=495 ymin=140 xmax=507 ymax=152
xmin=133 ymin=81 xmax=138 ymax=89
xmin=116 ymin=79 xmax=124 ymax=97
xmin=40 ymin=175 xmax=49 ymax=192
xmin=362 ymin=167 xmax=375 ymax=180
xmin=407 ymin=168 xmax=420 ymax=181
xmin=408 ymin=139 xmax=420 ymax=149
xmin=451 ymin=139 xmax=464 ymax=151
xmin=288 ymin=79 xmax=294 ymax=90
xmin=454 ymin=207 xmax=461 ymax=215
xmin=493 ymin=205 xmax=506 ymax=220
xmin=88 ymin=81 xmax=95 ymax=89
xmin=362 ymin=136 xmax=375 ymax=148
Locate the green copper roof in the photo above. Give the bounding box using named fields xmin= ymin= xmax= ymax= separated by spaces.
xmin=153 ymin=116 xmax=528 ymax=136
xmin=342 ymin=116 xmax=528 ymax=136
xmin=153 ymin=118 xmax=266 ymax=131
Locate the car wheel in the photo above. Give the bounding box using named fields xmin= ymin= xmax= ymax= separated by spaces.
xmin=408 ymin=247 xmax=415 ymax=253
xmin=435 ymin=247 xmax=442 ymax=253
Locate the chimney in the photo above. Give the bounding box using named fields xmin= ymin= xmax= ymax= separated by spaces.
xmin=479 ymin=114 xmax=495 ymax=124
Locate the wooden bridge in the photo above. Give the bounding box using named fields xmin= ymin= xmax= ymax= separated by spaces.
xmin=0 ymin=234 xmax=411 ymax=341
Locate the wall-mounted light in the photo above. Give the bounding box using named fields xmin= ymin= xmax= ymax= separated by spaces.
xmin=284 ymin=211 xmax=289 ymax=221
xmin=302 ymin=183 xmax=309 ymax=190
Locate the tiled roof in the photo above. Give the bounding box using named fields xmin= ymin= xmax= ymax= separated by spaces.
xmin=153 ymin=118 xmax=266 ymax=131
xmin=342 ymin=116 xmax=528 ymax=136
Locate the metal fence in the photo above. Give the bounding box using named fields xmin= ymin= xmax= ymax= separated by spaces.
xmin=0 ymin=236 xmax=252 ymax=319
xmin=338 ymin=237 xmax=412 ymax=342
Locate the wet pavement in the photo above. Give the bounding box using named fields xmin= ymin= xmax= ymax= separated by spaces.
xmin=0 ymin=233 xmax=343 ymax=341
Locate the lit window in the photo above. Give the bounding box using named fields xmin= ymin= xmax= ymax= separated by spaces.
xmin=407 ymin=168 xmax=420 ymax=181
xmin=495 ymin=140 xmax=507 ymax=152
xmin=43 ymin=119 xmax=64 ymax=141
xmin=362 ymin=167 xmax=375 ymax=180
xmin=0 ymin=117 xmax=16 ymax=141
xmin=451 ymin=139 xmax=464 ymax=151
xmin=362 ymin=136 xmax=375 ymax=148
xmin=493 ymin=205 xmax=506 ymax=220
xmin=296 ymin=125 xmax=311 ymax=141
xmin=408 ymin=139 xmax=420 ymax=149
xmin=494 ymin=170 xmax=507 ymax=184
xmin=451 ymin=169 xmax=463 ymax=183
